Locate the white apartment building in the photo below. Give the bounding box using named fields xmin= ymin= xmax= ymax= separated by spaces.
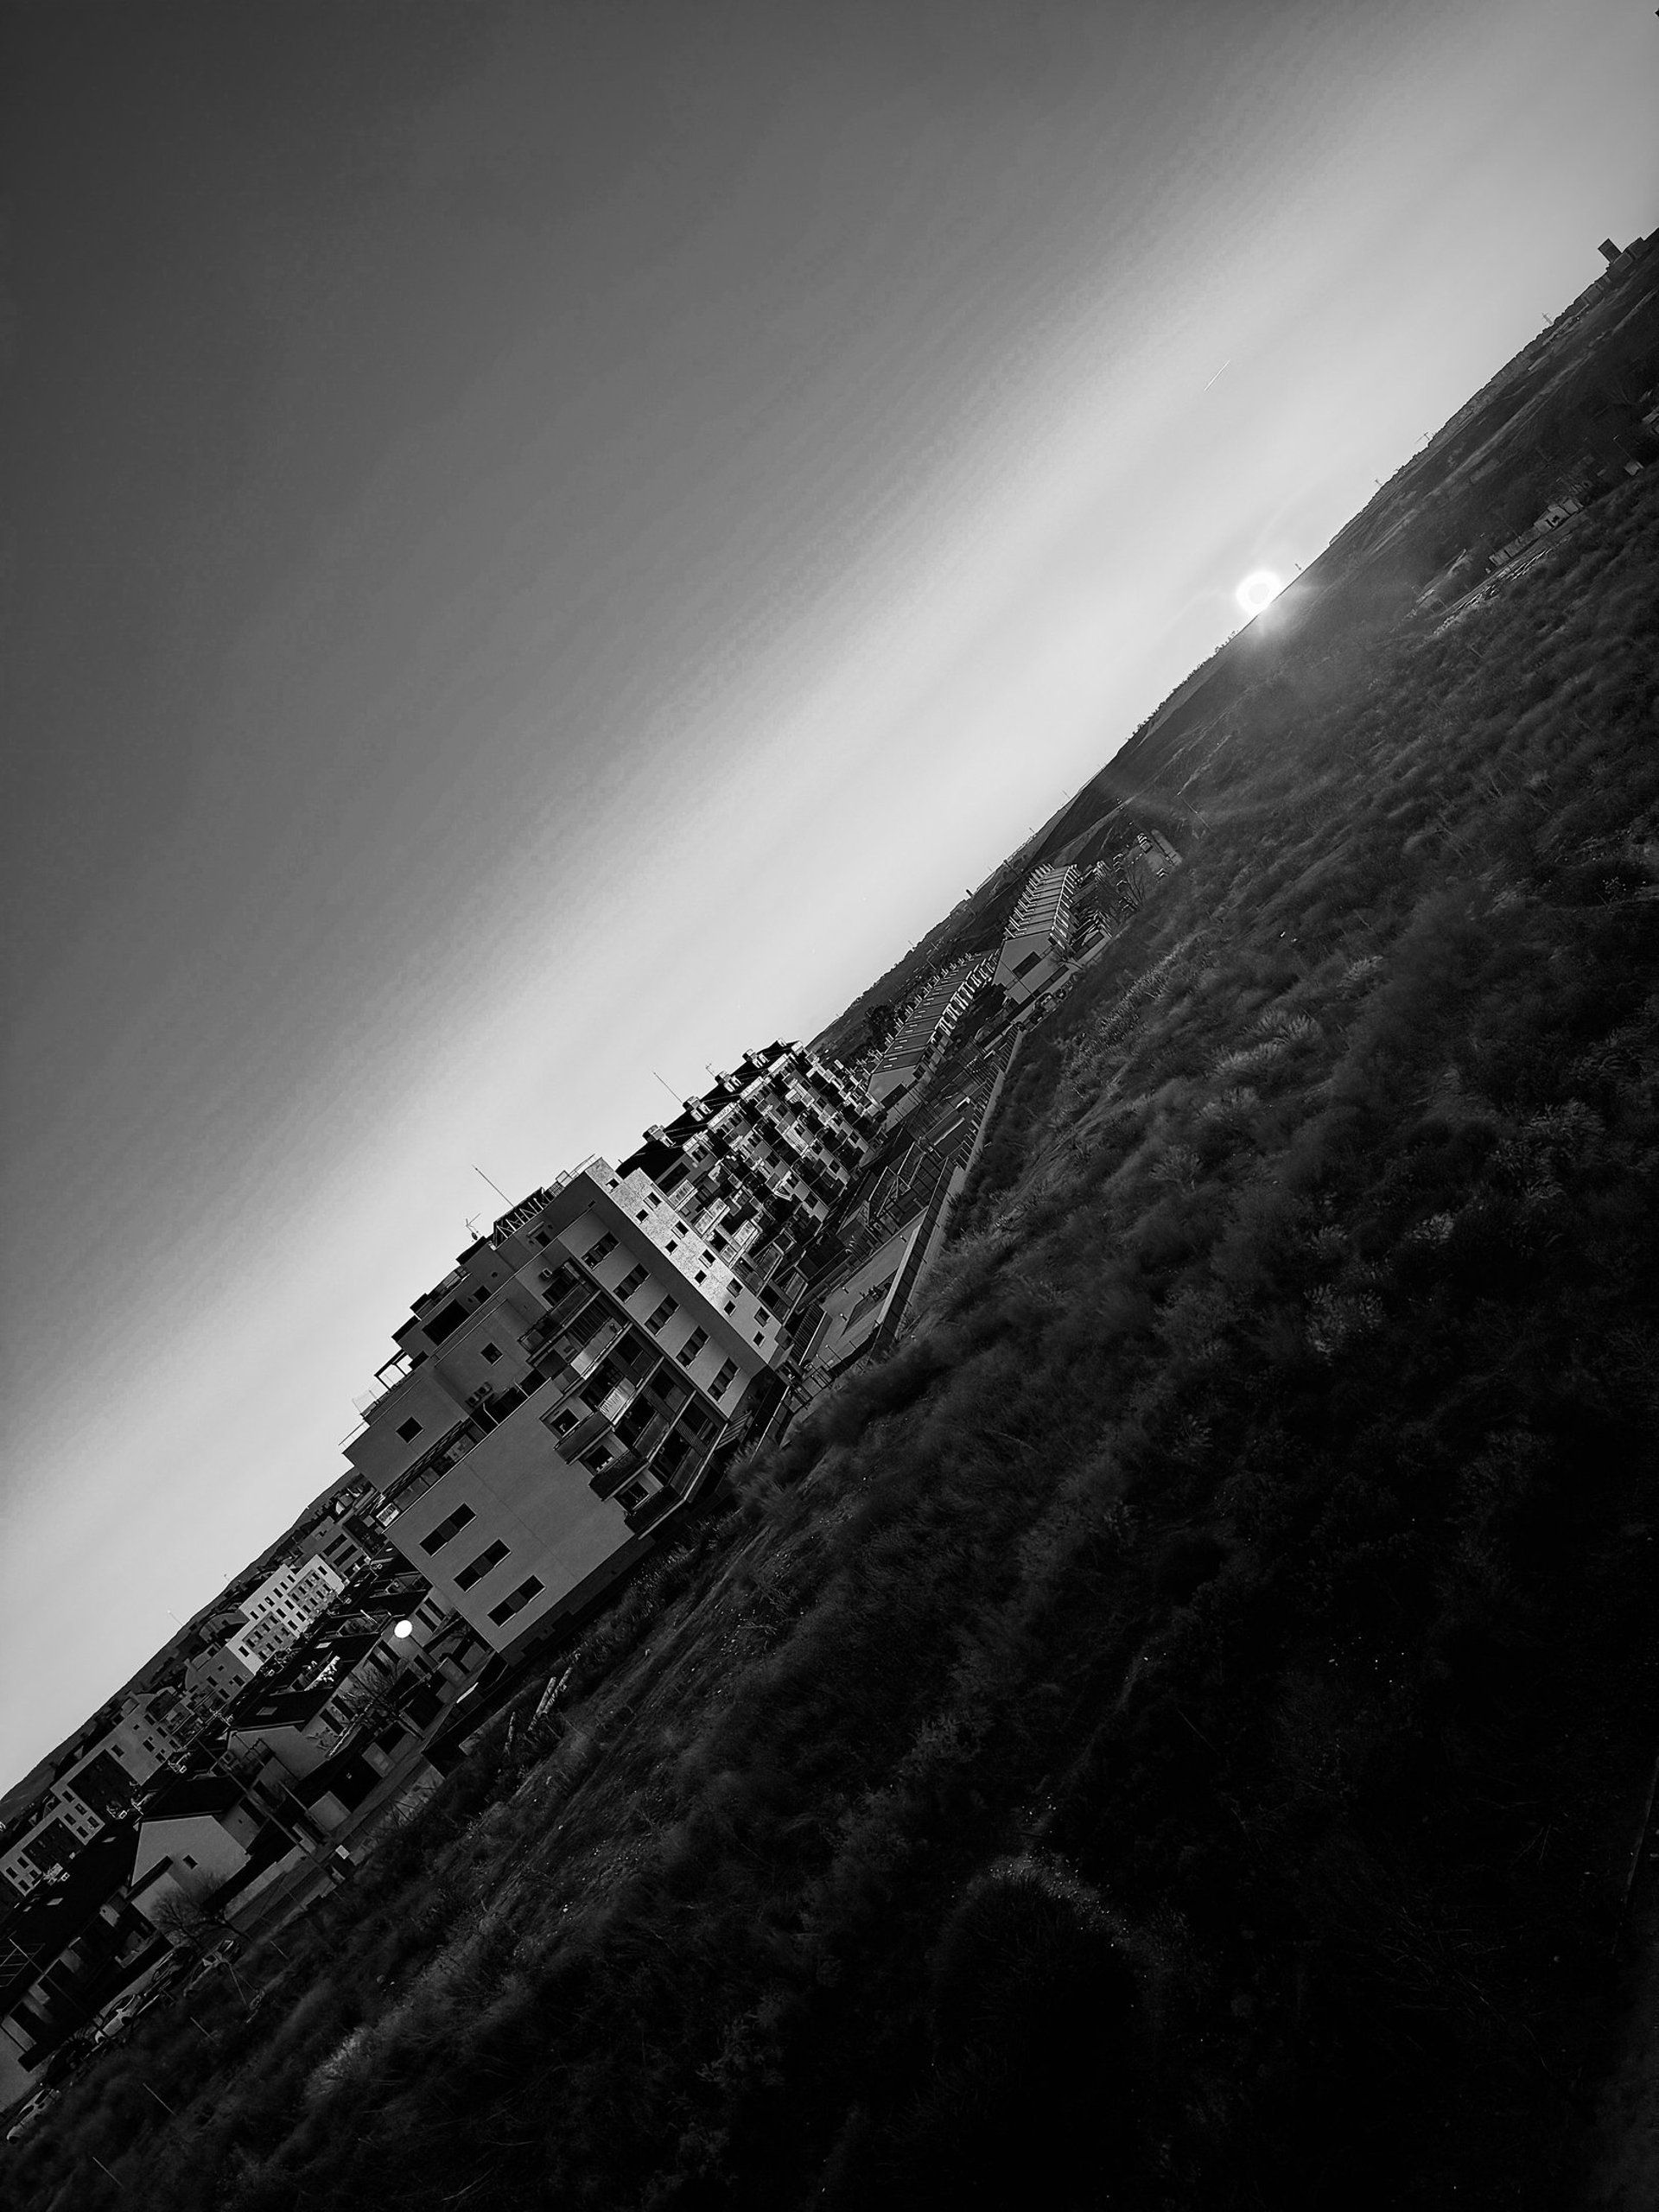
xmin=225 ymin=1556 xmax=346 ymax=1673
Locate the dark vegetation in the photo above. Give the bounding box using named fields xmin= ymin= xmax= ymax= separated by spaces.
xmin=6 ymin=470 xmax=1659 ymax=2212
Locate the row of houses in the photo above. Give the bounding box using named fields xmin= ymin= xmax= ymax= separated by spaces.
xmin=864 ymin=836 xmax=1182 ymax=1119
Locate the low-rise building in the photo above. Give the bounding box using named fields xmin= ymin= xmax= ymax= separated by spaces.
xmin=225 ymin=1631 xmax=407 ymax=1781
xmin=129 ymin=1777 xmax=264 ymax=1933
xmin=868 ymin=957 xmax=996 ymax=1107
xmin=993 ymin=865 xmax=1077 ymax=1005
xmin=182 ymin=1642 xmax=258 ymax=1714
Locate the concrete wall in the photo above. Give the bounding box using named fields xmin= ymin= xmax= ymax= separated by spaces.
xmin=386 ymin=1389 xmax=631 ymax=1648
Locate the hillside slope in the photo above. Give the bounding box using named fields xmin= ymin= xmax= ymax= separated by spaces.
xmin=7 ymin=438 xmax=1657 ymax=2212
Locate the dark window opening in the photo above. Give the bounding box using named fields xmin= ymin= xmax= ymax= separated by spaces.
xmin=396 ymin=1417 xmax=423 ymax=1443
xmin=487 ymin=1577 xmax=543 ymax=1626
xmin=454 ymin=1539 xmax=510 ymax=1591
xmin=420 ymin=1503 xmax=475 ymax=1555
xmin=480 ymin=1343 xmax=501 ymax=1364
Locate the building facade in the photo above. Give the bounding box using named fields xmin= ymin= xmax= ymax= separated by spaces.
xmin=226 ymin=1556 xmax=347 ymax=1673
xmin=347 ymin=1046 xmax=875 ymax=1656
xmin=868 ymin=957 xmax=996 ymax=1107
xmin=992 ymin=864 xmax=1078 ymax=1005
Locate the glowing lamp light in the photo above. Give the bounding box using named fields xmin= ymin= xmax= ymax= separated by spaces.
xmin=392 ymin=1619 xmax=415 ymax=1639
xmin=1236 ymin=569 xmax=1283 ymax=615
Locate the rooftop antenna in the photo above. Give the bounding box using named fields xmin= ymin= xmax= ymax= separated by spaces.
xmin=651 ymin=1071 xmax=681 ymax=1103
xmin=472 ymin=1165 xmax=512 ymax=1205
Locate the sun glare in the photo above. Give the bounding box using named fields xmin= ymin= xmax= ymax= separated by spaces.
xmin=1236 ymin=569 xmax=1284 ymax=615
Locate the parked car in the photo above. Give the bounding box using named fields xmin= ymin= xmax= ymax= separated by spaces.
xmin=4 ymin=2087 xmax=57 ymax=2142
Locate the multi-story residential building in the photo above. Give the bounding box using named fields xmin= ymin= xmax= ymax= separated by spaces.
xmin=618 ymin=1043 xmax=878 ymax=1313
xmin=344 ymin=1045 xmax=874 ymax=1658
xmin=992 ymin=864 xmax=1078 ymax=1005
xmin=0 ymin=1698 xmax=188 ymax=1897
xmin=225 ymin=1556 xmax=347 ymax=1673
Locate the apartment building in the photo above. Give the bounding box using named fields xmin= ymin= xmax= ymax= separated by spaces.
xmin=992 ymin=864 xmax=1078 ymax=1005
xmin=344 ymin=1046 xmax=874 ymax=1656
xmin=619 ymin=1042 xmax=879 ymax=1312
xmin=226 ymin=1556 xmax=347 ymax=1673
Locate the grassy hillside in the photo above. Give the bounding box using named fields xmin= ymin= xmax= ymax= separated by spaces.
xmin=7 ymin=469 xmax=1659 ymax=2212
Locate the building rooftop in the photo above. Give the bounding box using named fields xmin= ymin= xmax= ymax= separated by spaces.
xmin=137 ymin=1774 xmax=246 ymax=1826
xmin=225 ymin=1633 xmax=384 ymax=1732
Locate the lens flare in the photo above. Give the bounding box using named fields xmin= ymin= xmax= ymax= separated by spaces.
xmin=1236 ymin=569 xmax=1283 ymax=615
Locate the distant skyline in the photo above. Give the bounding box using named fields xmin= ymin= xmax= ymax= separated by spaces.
xmin=3 ymin=0 xmax=1656 ymax=1792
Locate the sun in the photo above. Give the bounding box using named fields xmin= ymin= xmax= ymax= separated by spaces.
xmin=1236 ymin=569 xmax=1284 ymax=615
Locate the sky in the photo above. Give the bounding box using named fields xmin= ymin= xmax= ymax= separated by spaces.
xmin=2 ymin=0 xmax=1655 ymax=1794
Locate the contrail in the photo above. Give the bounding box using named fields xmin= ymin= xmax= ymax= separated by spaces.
xmin=1203 ymin=359 xmax=1231 ymax=391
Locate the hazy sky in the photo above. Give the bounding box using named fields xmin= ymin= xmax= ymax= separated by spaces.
xmin=2 ymin=0 xmax=1655 ymax=1792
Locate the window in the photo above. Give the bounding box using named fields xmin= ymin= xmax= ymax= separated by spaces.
xmin=710 ymin=1360 xmax=738 ymax=1398
xmin=454 ymin=1539 xmax=510 ymax=1591
xmin=646 ymin=1298 xmax=676 ymax=1333
xmin=480 ymin=1343 xmax=501 ymax=1364
xmin=582 ymin=1233 xmax=617 ymax=1267
xmin=677 ymin=1327 xmax=709 ymax=1369
xmin=487 ymin=1576 xmax=543 ymax=1626
xmin=419 ymin=1503 xmax=475 ymax=1556
xmin=473 ymin=1286 xmax=492 ymax=1304
xmin=396 ymin=1417 xmax=423 ymax=1443
xmin=616 ymin=1265 xmax=648 ymax=1300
